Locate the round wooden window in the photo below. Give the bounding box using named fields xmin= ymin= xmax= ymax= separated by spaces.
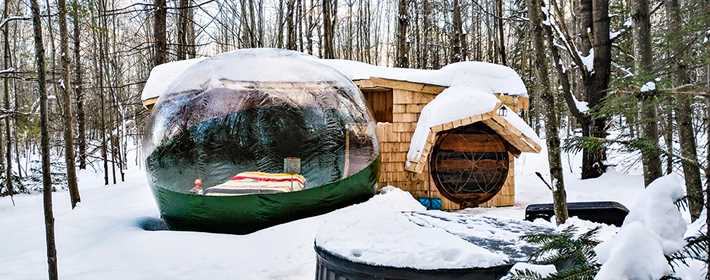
xmin=429 ymin=123 xmax=510 ymax=205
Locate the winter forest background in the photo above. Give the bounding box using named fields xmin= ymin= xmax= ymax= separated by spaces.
xmin=0 ymin=0 xmax=708 ymax=279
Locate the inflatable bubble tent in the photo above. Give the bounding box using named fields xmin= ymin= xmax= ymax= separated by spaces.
xmin=143 ymin=49 xmax=380 ymax=233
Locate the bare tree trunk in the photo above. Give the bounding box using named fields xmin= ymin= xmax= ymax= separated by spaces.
xmin=306 ymin=0 xmax=313 ymax=54
xmin=632 ymin=0 xmax=662 ymax=186
xmin=322 ymin=0 xmax=336 ymax=58
xmin=177 ymin=0 xmax=190 ymax=60
xmin=276 ymin=0 xmax=285 ymax=48
xmin=58 ymin=0 xmax=80 ymax=208
xmin=496 ymin=0 xmax=506 ymax=65
xmin=395 ymin=0 xmax=408 ymax=67
xmin=528 ymin=0 xmax=568 ymax=225
xmin=706 ymin=6 xmax=710 ymax=266
xmin=665 ymin=0 xmax=703 ymax=220
xmin=422 ymin=0 xmax=431 ymax=68
xmin=153 ymin=0 xmax=167 ymax=66
xmin=30 ymin=0 xmax=58 ymax=277
xmin=286 ymin=0 xmax=297 ymax=50
xmin=91 ymin=2 xmax=109 ymax=185
xmin=2 ymin=0 xmax=13 ymax=198
xmin=73 ymin=0 xmax=86 ymax=170
xmin=580 ymin=0 xmax=612 ymax=179
xmin=450 ymin=0 xmax=463 ymax=62
xmin=663 ymin=100 xmax=673 ymax=174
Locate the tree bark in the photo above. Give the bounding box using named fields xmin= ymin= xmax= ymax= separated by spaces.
xmin=73 ymin=0 xmax=86 ymax=170
xmin=177 ymin=0 xmax=190 ymax=60
xmin=2 ymin=0 xmax=13 ymax=198
xmin=153 ymin=0 xmax=167 ymax=66
xmin=421 ymin=0 xmax=431 ymax=68
xmin=306 ymin=0 xmax=313 ymax=54
xmin=662 ymin=99 xmax=673 ymax=174
xmin=580 ymin=0 xmax=612 ymax=179
xmin=322 ymin=0 xmax=336 ymax=58
xmin=632 ymin=0 xmax=662 ymax=186
xmin=528 ymin=0 xmax=568 ymax=225
xmin=496 ymin=0 xmax=506 ymax=65
xmin=396 ymin=0 xmax=408 ymax=67
xmin=704 ymin=2 xmax=710 ymax=268
xmin=286 ymin=0 xmax=297 ymax=50
xmin=450 ymin=0 xmax=463 ymax=62
xmin=665 ymin=0 xmax=703 ymax=221
xmin=58 ymin=0 xmax=80 ymax=208
xmin=29 ymin=0 xmax=58 ymax=277
xmin=91 ymin=2 xmax=109 ymax=185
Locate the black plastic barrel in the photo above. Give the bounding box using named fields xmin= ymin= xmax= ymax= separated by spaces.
xmin=314 ymin=246 xmax=513 ymax=280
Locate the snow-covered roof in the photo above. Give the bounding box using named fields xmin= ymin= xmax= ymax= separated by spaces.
xmin=317 ymin=59 xmax=528 ymax=96
xmin=141 ymin=49 xmax=529 ymax=104
xmin=405 ymin=88 xmax=542 ymax=173
xmin=141 ymin=57 xmax=205 ymax=102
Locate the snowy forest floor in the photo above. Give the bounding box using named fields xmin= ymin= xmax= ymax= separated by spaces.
xmin=0 ymin=144 xmax=672 ymax=279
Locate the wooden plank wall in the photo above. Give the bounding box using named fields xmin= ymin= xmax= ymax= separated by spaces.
xmin=374 ymin=89 xmax=516 ymax=209
xmin=363 ymin=90 xmax=393 ymax=123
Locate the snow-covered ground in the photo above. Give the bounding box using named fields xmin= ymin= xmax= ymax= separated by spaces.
xmin=0 ymin=143 xmax=693 ymax=279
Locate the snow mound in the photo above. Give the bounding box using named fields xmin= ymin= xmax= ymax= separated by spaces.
xmin=141 ymin=57 xmax=205 ymax=101
xmin=594 ymin=174 xmax=687 ymax=279
xmin=595 ymin=222 xmax=668 ymax=279
xmin=315 ymin=187 xmax=509 ymax=269
xmin=620 ymin=174 xmax=686 ymax=253
xmin=407 ymin=86 xmax=499 ymax=163
xmin=318 ymin=59 xmax=528 ymax=96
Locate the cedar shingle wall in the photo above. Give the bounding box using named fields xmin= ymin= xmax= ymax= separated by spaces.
xmin=374 ymin=89 xmax=516 ymax=210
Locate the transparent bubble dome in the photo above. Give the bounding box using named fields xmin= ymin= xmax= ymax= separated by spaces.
xmin=143 ymin=49 xmax=379 ymax=193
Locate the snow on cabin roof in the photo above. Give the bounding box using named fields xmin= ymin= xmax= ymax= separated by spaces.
xmin=141 ymin=49 xmax=529 ymax=103
xmin=405 ymin=86 xmax=542 ymax=172
xmin=316 ymin=59 xmax=528 ymax=96
xmin=141 ymin=57 xmax=206 ymax=102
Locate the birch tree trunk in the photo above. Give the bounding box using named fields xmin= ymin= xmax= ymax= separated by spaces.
xmin=29 ymin=0 xmax=58 ymax=276
xmin=528 ymin=0 xmax=568 ymax=225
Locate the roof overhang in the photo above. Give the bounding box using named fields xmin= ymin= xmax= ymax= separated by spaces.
xmin=404 ymin=102 xmax=542 ymax=174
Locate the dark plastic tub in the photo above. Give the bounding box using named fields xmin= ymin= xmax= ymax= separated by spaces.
xmin=525 ymin=201 xmax=629 ymax=226
xmin=314 ymin=246 xmax=513 ymax=280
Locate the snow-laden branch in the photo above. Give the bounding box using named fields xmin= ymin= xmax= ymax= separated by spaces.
xmin=0 ymin=67 xmax=15 ymax=75
xmin=0 ymin=16 xmax=30 ymax=29
xmin=546 ymin=0 xmax=589 ymax=78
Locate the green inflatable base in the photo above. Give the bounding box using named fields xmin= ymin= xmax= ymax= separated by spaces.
xmin=150 ymin=159 xmax=380 ymax=234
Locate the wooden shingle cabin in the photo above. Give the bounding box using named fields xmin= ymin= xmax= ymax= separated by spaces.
xmin=142 ymin=56 xmax=541 ymax=210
